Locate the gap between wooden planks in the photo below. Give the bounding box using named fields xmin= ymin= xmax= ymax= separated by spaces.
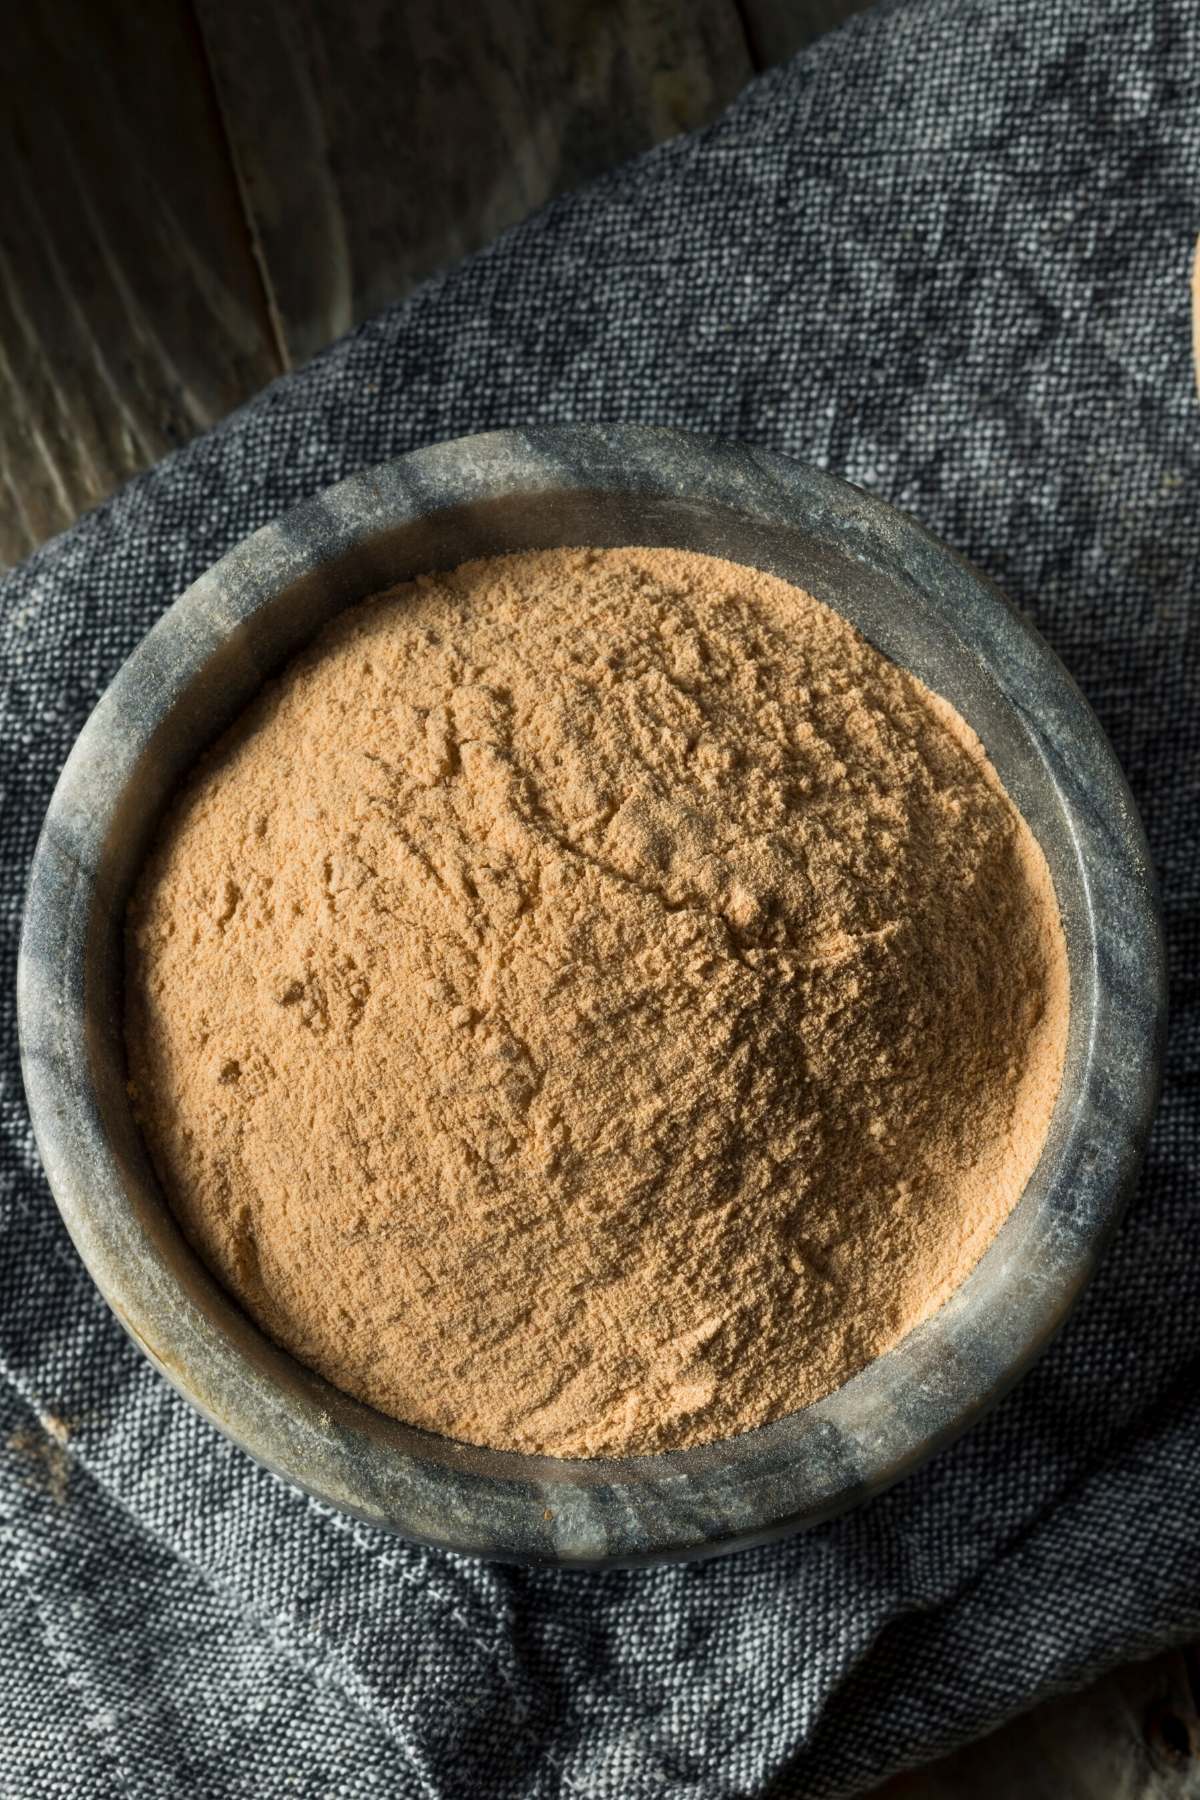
xmin=0 ymin=0 xmax=280 ymax=565
xmin=0 ymin=0 xmax=877 ymax=565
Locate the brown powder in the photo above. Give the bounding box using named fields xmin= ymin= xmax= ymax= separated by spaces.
xmin=125 ymin=546 xmax=1068 ymax=1457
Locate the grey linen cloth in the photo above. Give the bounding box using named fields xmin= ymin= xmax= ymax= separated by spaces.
xmin=2 ymin=0 xmax=1198 ymax=1793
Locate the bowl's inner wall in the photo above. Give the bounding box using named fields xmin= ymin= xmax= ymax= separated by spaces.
xmin=85 ymin=487 xmax=1092 ymax=1494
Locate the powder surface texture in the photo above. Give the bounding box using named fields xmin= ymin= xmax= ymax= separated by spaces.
xmin=125 ymin=547 xmax=1068 ymax=1457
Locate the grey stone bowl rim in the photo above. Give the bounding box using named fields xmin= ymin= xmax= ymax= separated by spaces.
xmin=18 ymin=425 xmax=1165 ymax=1568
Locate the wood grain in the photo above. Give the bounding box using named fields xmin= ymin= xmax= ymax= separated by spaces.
xmin=0 ymin=0 xmax=281 ymax=566
xmin=865 ymin=1648 xmax=1200 ymax=1799
xmin=194 ymin=0 xmax=755 ymax=366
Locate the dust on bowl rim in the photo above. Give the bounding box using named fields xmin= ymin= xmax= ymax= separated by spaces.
xmin=17 ymin=426 xmax=1166 ymax=1568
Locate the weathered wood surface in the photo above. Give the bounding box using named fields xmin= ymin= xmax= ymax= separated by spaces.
xmin=740 ymin=0 xmax=875 ymax=64
xmin=0 ymin=0 xmax=280 ymax=565
xmin=0 ymin=0 xmax=761 ymax=566
xmin=0 ymin=0 xmax=878 ymax=568
xmin=864 ymin=1647 xmax=1200 ymax=1799
xmin=193 ymin=0 xmax=754 ymax=366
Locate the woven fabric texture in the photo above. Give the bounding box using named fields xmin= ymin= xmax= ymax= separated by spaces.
xmin=1 ymin=0 xmax=1198 ymax=1794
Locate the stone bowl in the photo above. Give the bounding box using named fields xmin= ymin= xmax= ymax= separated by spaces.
xmin=17 ymin=427 xmax=1165 ymax=1568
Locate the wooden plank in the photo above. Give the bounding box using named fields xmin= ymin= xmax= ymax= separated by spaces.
xmin=865 ymin=1647 xmax=1200 ymax=1799
xmin=194 ymin=0 xmax=755 ymax=366
xmin=0 ymin=0 xmax=281 ymax=566
xmin=739 ymin=0 xmax=876 ymax=65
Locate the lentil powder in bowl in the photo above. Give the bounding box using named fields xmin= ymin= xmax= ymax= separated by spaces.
xmin=124 ymin=544 xmax=1067 ymax=1461
xmin=22 ymin=428 xmax=1159 ymax=1564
